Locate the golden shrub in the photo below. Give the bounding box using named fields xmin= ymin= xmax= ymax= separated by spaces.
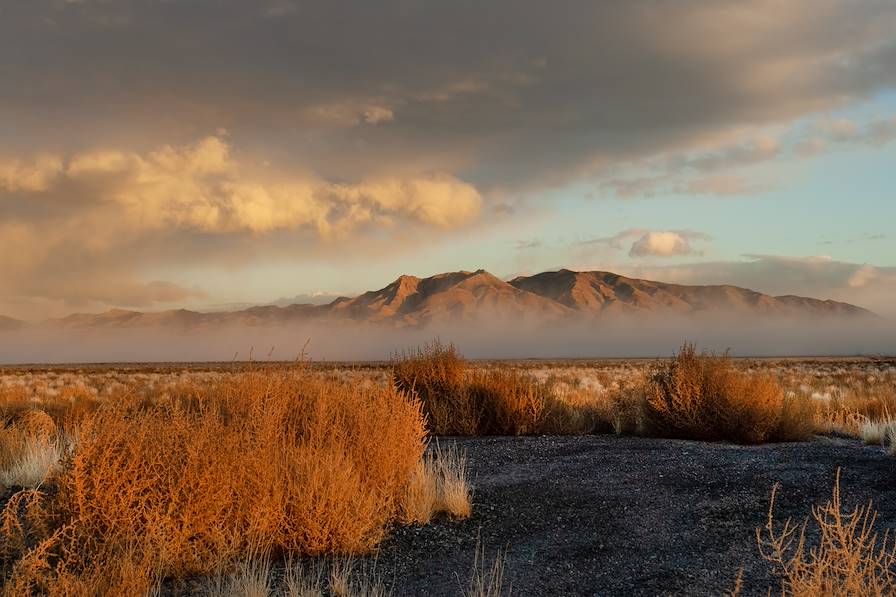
xmin=641 ymin=343 xmax=811 ymax=444
xmin=1 ymin=368 xmax=428 ymax=594
xmin=468 ymin=368 xmax=548 ymax=435
xmin=15 ymin=411 xmax=56 ymax=441
xmin=394 ymin=341 xmax=605 ymax=436
xmin=393 ymin=340 xmax=480 ymax=435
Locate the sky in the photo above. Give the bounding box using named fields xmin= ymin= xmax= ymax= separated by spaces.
xmin=1 ymin=0 xmax=896 ymax=321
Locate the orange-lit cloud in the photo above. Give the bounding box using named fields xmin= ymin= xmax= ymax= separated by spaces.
xmin=0 ymin=135 xmax=482 ymax=317
xmin=11 ymin=135 xmax=481 ymax=236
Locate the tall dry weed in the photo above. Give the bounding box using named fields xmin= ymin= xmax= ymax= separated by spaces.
xmin=756 ymin=470 xmax=896 ymax=595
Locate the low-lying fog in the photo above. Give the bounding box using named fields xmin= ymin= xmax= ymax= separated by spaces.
xmin=1 ymin=315 xmax=893 ymax=364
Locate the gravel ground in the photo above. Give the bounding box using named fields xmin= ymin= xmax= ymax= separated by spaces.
xmin=361 ymin=434 xmax=896 ymax=596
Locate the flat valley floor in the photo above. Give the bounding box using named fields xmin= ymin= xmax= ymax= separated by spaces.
xmin=351 ymin=435 xmax=896 ymax=596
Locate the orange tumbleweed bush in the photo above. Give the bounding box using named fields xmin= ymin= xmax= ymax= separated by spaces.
xmin=640 ymin=343 xmax=812 ymax=444
xmin=393 ymin=340 xmax=601 ymax=435
xmin=1 ymin=368 xmax=428 ymax=595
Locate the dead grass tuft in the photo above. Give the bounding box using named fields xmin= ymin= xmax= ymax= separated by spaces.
xmin=463 ymin=540 xmax=509 ymax=597
xmin=400 ymin=442 xmax=472 ymax=523
xmin=0 ymin=435 xmax=61 ymax=489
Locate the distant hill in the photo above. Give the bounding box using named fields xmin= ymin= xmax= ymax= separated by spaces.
xmin=12 ymin=268 xmax=874 ymax=331
xmin=0 ymin=315 xmax=23 ymax=331
xmin=509 ymin=269 xmax=872 ymax=318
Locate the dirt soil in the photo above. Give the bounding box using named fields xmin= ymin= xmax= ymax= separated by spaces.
xmin=362 ymin=434 xmax=896 ymax=596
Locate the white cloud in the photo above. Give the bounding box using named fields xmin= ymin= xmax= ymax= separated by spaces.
xmin=629 ymin=231 xmax=699 ymax=258
xmin=578 ymin=229 xmax=711 ymax=258
xmin=848 ymin=264 xmax=878 ymax=288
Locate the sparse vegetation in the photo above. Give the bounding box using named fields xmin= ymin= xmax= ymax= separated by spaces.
xmin=392 ymin=341 xmax=848 ymax=443
xmin=755 ymin=470 xmax=896 ymax=596
xmin=463 ymin=540 xmax=509 ymax=597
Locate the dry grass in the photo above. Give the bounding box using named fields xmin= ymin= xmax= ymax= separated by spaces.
xmin=431 ymin=443 xmax=473 ymax=519
xmin=0 ymin=435 xmax=62 ymax=489
xmin=463 ymin=540 xmax=509 ymax=597
xmin=860 ymin=420 xmax=896 ymax=446
xmin=400 ymin=442 xmax=473 ymax=524
xmin=638 ymin=343 xmax=814 ymax=444
xmin=208 ymin=556 xmax=273 ymax=597
xmin=0 ymin=368 xmax=431 ymax=594
xmin=283 ymin=558 xmax=323 ymax=597
xmin=756 ymin=470 xmax=896 ymax=595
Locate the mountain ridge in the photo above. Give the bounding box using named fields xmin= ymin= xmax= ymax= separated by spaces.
xmin=2 ymin=268 xmax=875 ymax=330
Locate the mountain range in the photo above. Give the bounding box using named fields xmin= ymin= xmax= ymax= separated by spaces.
xmin=0 ymin=269 xmax=875 ymax=331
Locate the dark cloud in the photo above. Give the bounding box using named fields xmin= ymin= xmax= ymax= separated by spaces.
xmin=2 ymin=0 xmax=896 ymax=190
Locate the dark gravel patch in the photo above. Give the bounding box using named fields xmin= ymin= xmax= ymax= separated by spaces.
xmin=362 ymin=434 xmax=896 ymax=596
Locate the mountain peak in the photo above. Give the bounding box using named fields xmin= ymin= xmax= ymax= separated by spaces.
xmin=7 ymin=268 xmax=874 ymax=332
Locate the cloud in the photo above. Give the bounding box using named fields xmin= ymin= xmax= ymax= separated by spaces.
xmin=515 ymin=238 xmax=542 ymax=250
xmin=818 ymin=232 xmax=886 ymax=245
xmin=792 ymin=115 xmax=896 ymax=157
xmin=629 ymin=231 xmax=704 ymax=258
xmin=848 ymin=264 xmax=879 ymax=288
xmin=0 ymin=135 xmax=482 ymax=316
xmin=3 ymin=1 xmax=896 ymax=319
xmin=0 ymin=154 xmax=63 ymax=192
xmin=795 ymin=137 xmax=828 ymax=157
xmin=264 ymin=1 xmax=298 ymax=17
xmin=304 ymin=101 xmax=396 ymax=128
xmin=686 ymin=174 xmax=765 ymax=196
xmin=3 ymin=1 xmax=896 ymax=193
xmin=578 ymin=229 xmax=711 ymax=258
xmin=604 ymin=135 xmax=780 ymax=198
xmin=8 ymin=135 xmax=481 ymax=236
xmin=362 ymin=106 xmax=395 ymax=125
